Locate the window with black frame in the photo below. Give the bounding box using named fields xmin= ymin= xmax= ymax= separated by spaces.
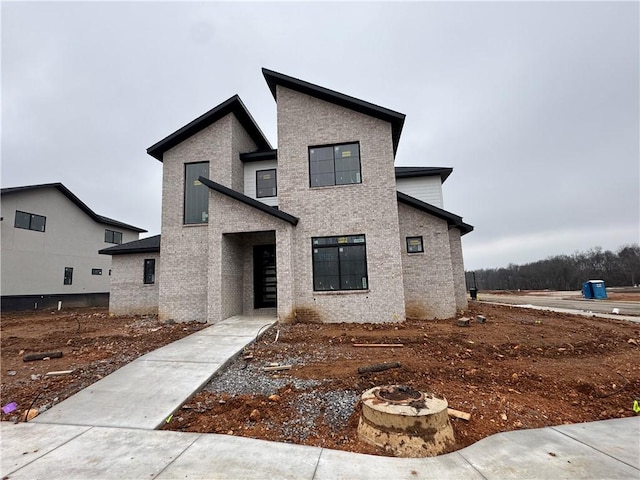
xmin=63 ymin=267 xmax=73 ymax=285
xmin=105 ymin=229 xmax=123 ymax=244
xmin=309 ymin=142 xmax=361 ymax=187
xmin=143 ymin=259 xmax=156 ymax=284
xmin=184 ymin=162 xmax=209 ymax=224
xmin=312 ymin=235 xmax=368 ymax=291
xmin=406 ymin=236 xmax=424 ymax=253
xmin=256 ymin=169 xmax=277 ymax=198
xmin=15 ymin=210 xmax=46 ymax=232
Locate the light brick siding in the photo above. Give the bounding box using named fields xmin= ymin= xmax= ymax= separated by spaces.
xmin=276 ymin=86 xmax=405 ymax=323
xmin=398 ymin=203 xmax=457 ymax=319
xmin=159 ymin=113 xmax=257 ymax=322
xmin=449 ymin=229 xmax=468 ymax=311
xmin=207 ymin=192 xmax=294 ymax=324
xmin=109 ymin=253 xmax=159 ymax=315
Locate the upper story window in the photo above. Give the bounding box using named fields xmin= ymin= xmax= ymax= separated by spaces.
xmin=309 ymin=142 xmax=361 ymax=188
xmin=105 ymin=229 xmax=123 ymax=244
xmin=184 ymin=162 xmax=209 ymax=224
xmin=312 ymin=234 xmax=368 ymax=291
xmin=406 ymin=236 xmax=424 ymax=253
xmin=256 ymin=169 xmax=277 ymax=198
xmin=15 ymin=210 xmax=46 ymax=232
xmin=143 ymin=259 xmax=156 ymax=285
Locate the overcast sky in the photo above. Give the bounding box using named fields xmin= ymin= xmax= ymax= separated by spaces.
xmin=2 ymin=1 xmax=638 ymax=270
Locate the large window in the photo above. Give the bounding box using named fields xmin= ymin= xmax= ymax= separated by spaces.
xmin=105 ymin=229 xmax=123 ymax=244
xmin=312 ymin=235 xmax=368 ymax=291
xmin=256 ymin=169 xmax=277 ymax=198
xmin=64 ymin=267 xmax=73 ymax=285
xmin=143 ymin=259 xmax=156 ymax=285
xmin=184 ymin=162 xmax=209 ymax=224
xmin=15 ymin=210 xmax=46 ymax=232
xmin=309 ymin=142 xmax=361 ymax=187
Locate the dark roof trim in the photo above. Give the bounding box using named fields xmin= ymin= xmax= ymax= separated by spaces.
xmin=395 ymin=167 xmax=453 ymax=183
xmin=198 ymin=176 xmax=299 ymax=226
xmin=239 ymin=149 xmax=278 ymax=162
xmin=147 ymin=95 xmax=271 ymax=161
xmin=262 ymin=68 xmax=405 ymax=156
xmin=1 ymin=183 xmax=147 ymax=232
xmin=397 ymin=191 xmax=474 ymax=235
xmin=99 ymin=234 xmax=161 ymax=255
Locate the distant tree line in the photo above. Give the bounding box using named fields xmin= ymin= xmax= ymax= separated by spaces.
xmin=466 ymin=244 xmax=640 ymax=291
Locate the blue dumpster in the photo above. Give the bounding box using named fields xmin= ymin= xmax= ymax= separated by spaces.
xmin=582 ymin=280 xmax=607 ymax=299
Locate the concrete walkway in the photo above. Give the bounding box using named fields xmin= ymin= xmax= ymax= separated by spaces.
xmin=32 ymin=314 xmax=276 ymax=429
xmin=2 ymin=314 xmax=639 ymax=479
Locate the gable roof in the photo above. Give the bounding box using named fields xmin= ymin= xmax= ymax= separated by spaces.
xmin=395 ymin=167 xmax=453 ymax=183
xmin=1 ymin=183 xmax=146 ymax=233
xmin=397 ymin=191 xmax=473 ymax=235
xmin=262 ymin=68 xmax=405 ymax=156
xmin=99 ymin=234 xmax=160 ymax=255
xmin=198 ymin=176 xmax=299 ymax=226
xmin=147 ymin=95 xmax=271 ymax=161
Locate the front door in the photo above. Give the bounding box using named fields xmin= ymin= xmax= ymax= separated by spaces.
xmin=254 ymin=245 xmax=277 ymax=309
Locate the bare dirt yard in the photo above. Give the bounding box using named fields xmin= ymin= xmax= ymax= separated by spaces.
xmin=2 ymin=302 xmax=640 ymax=458
xmin=1 ymin=308 xmax=207 ymax=421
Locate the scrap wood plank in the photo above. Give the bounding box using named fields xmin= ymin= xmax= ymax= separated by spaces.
xmin=447 ymin=408 xmax=471 ymax=421
xmin=263 ymin=365 xmax=292 ymax=372
xmin=45 ymin=370 xmax=74 ymax=376
xmin=353 ymin=343 xmax=404 ymax=348
xmin=23 ymin=351 xmax=63 ymax=362
xmin=358 ymin=362 xmax=402 ymax=374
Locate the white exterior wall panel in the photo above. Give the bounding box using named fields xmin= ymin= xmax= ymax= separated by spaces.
xmin=396 ymin=177 xmax=444 ymax=208
xmin=243 ymin=160 xmax=279 ymax=207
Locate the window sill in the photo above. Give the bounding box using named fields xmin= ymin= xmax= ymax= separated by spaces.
xmin=309 ymin=182 xmax=361 ymax=191
xmin=313 ymin=289 xmax=370 ymax=296
xmin=182 ymin=223 xmax=208 ymax=228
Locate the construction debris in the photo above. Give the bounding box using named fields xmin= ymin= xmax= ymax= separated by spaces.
xmin=447 ymin=408 xmax=471 ymax=421
xmin=23 ymin=351 xmax=63 ymax=362
xmin=457 ymin=318 xmax=470 ymax=327
xmin=262 ymin=365 xmax=292 ymax=372
xmin=358 ymin=362 xmax=402 ymax=374
xmin=45 ymin=370 xmax=74 ymax=376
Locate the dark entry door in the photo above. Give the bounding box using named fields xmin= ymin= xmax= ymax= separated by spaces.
xmin=254 ymin=245 xmax=277 ymax=308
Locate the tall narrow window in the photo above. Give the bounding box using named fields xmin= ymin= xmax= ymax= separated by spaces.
xmin=309 ymin=142 xmax=361 ymax=187
xmin=312 ymin=235 xmax=368 ymax=291
xmin=105 ymin=229 xmax=123 ymax=244
xmin=15 ymin=210 xmax=46 ymax=232
xmin=143 ymin=259 xmax=156 ymax=285
xmin=184 ymin=162 xmax=209 ymax=224
xmin=64 ymin=267 xmax=73 ymax=285
xmin=256 ymin=169 xmax=277 ymax=198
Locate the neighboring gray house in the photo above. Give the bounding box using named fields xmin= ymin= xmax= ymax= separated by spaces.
xmin=101 ymin=69 xmax=473 ymax=323
xmin=1 ymin=183 xmax=146 ymax=311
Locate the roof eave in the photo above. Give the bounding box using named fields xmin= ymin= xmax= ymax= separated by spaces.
xmin=198 ymin=176 xmax=299 ymax=226
xmin=262 ymin=68 xmax=405 ymax=155
xmin=147 ymin=95 xmax=271 ymax=162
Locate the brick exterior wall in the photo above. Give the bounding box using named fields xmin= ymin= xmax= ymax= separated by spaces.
xmin=109 ymin=253 xmax=159 ymax=315
xmin=158 ymin=113 xmax=258 ymax=322
xmin=398 ymin=202 xmax=457 ymax=319
xmin=276 ymin=86 xmax=406 ymax=323
xmin=449 ymin=228 xmax=468 ymax=311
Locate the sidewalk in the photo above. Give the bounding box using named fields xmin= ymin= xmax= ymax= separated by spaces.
xmin=2 ymin=314 xmax=639 ymax=479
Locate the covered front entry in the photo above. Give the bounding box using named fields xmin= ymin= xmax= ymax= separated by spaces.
xmin=253 ymin=245 xmax=276 ymax=308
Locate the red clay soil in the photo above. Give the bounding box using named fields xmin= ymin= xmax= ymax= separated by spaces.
xmin=1 ymin=308 xmax=207 ymax=421
xmin=2 ymin=304 xmax=639 ymax=458
xmin=163 ymin=303 xmax=640 ymax=456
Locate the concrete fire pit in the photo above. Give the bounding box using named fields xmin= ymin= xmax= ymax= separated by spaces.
xmin=357 ymin=385 xmax=455 ymax=457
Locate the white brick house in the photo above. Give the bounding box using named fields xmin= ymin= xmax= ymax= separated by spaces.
xmin=101 ymin=69 xmax=473 ymax=323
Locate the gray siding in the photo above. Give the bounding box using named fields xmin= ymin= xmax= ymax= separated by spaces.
xmin=1 ymin=188 xmax=139 ymax=297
